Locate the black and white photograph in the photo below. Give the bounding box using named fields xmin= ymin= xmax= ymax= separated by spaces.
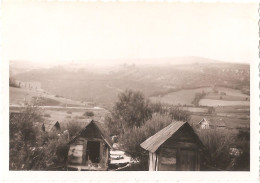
xmin=1 ymin=0 xmax=259 ymax=179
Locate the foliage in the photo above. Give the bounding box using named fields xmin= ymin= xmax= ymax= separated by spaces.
xmin=208 ymin=107 xmax=215 ymax=114
xmin=119 ymin=114 xmax=173 ymax=170
xmin=232 ymin=129 xmax=250 ymax=170
xmin=83 ymin=111 xmax=94 ymax=117
xmin=168 ymin=106 xmax=191 ymax=122
xmin=109 ymin=90 xmax=153 ymax=131
xmin=9 ymin=77 xmax=20 ymax=88
xmin=43 ymin=113 xmax=51 ymax=117
xmin=192 ymin=91 xmax=206 ymax=106
xmin=196 ymin=128 xmax=234 ymax=170
xmin=9 ymin=104 xmax=69 ymax=170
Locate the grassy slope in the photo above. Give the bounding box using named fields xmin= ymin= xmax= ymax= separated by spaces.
xmin=13 ymin=62 xmax=250 ymax=106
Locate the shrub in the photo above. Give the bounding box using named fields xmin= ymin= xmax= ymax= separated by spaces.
xmin=43 ymin=113 xmax=51 ymax=117
xmin=196 ymin=128 xmax=235 ymax=170
xmin=168 ymin=106 xmax=190 ymax=122
xmin=83 ymin=111 xmax=94 ymax=117
xmin=9 ymin=77 xmax=20 ymax=88
xmin=75 ymin=115 xmax=85 ymax=119
xmin=232 ymin=128 xmax=250 ymax=171
xmin=9 ymin=104 xmax=69 ymax=170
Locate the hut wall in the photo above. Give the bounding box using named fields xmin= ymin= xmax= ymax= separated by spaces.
xmin=156 ymin=126 xmax=201 ymax=171
xmin=157 ymin=147 xmax=177 ymax=171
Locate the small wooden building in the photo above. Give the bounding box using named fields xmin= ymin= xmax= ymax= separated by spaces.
xmin=67 ymin=120 xmax=113 ymax=171
xmin=42 ymin=121 xmax=61 ymax=133
xmin=140 ymin=121 xmax=204 ymax=171
xmin=198 ymin=118 xmax=210 ymax=129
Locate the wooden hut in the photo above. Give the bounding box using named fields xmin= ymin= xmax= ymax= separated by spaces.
xmin=140 ymin=121 xmax=204 ymax=171
xmin=67 ymin=120 xmax=113 ymax=171
xmin=198 ymin=118 xmax=210 ymax=129
xmin=42 ymin=121 xmax=61 ymax=133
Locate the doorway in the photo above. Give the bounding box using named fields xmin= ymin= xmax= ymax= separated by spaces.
xmin=86 ymin=141 xmax=100 ymax=163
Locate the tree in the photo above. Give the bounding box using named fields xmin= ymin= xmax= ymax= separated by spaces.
xmin=208 ymin=107 xmax=215 ymax=114
xmin=111 ymin=89 xmax=152 ymax=130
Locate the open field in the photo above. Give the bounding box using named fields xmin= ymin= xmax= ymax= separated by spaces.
xmin=9 ymin=87 xmax=88 ymax=107
xmin=179 ymin=107 xmax=208 ymax=113
xmin=189 ymin=109 xmax=250 ymax=130
xmin=150 ymin=87 xmax=212 ymax=106
xmin=199 ymin=99 xmax=250 ymax=106
xmin=199 ymin=86 xmax=250 ymax=106
xmin=10 ymin=105 xmax=110 ymax=127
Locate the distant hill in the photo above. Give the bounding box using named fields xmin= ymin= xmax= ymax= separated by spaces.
xmin=11 ymin=58 xmax=250 ymax=107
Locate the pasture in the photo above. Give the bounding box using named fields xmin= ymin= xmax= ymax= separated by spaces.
xmin=199 ymin=99 xmax=250 ymax=106
xmin=199 ymin=87 xmax=250 ymax=107
xmin=149 ymin=87 xmax=212 ymax=106
xmin=9 ymin=86 xmax=86 ymax=107
xmin=189 ymin=106 xmax=250 ymax=130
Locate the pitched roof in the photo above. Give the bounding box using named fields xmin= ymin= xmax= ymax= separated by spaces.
xmin=140 ymin=121 xmax=185 ymax=153
xmin=69 ymin=120 xmax=113 ymax=149
xmin=44 ymin=121 xmax=61 ymax=132
xmin=140 ymin=121 xmax=203 ymax=153
xmin=198 ymin=118 xmax=209 ymax=125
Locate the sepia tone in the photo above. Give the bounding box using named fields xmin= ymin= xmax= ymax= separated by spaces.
xmin=5 ymin=1 xmax=256 ymax=171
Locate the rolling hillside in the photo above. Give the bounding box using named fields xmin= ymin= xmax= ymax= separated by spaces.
xmin=10 ymin=57 xmax=250 ymax=107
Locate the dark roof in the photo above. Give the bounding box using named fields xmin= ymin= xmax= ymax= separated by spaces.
xmin=69 ymin=120 xmax=113 ymax=149
xmin=140 ymin=121 xmax=203 ymax=153
xmin=44 ymin=121 xmax=61 ymax=132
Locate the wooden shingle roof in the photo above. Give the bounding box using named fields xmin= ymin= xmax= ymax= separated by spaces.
xmin=69 ymin=120 xmax=113 ymax=149
xmin=140 ymin=121 xmax=204 ymax=153
xmin=140 ymin=121 xmax=185 ymax=153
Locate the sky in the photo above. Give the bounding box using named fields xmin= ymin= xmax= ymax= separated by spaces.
xmin=2 ymin=0 xmax=258 ymax=65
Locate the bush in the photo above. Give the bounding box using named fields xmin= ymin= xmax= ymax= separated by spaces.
xmin=9 ymin=77 xmax=20 ymax=88
xmin=9 ymin=104 xmax=69 ymax=170
xmin=44 ymin=113 xmax=51 ymax=117
xmin=83 ymin=111 xmax=94 ymax=117
xmin=233 ymin=129 xmax=250 ymax=171
xmin=168 ymin=106 xmax=190 ymax=122
xmin=196 ymin=128 xmax=235 ymax=170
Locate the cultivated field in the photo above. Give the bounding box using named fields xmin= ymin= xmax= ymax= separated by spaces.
xmin=9 ymin=87 xmax=88 ymax=107
xmin=150 ymin=87 xmax=212 ymax=106
xmin=199 ymin=99 xmax=250 ymax=106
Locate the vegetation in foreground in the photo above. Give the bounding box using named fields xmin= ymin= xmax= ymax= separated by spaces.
xmin=9 ymin=90 xmax=250 ymax=171
xmin=106 ymin=89 xmax=250 ymax=171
